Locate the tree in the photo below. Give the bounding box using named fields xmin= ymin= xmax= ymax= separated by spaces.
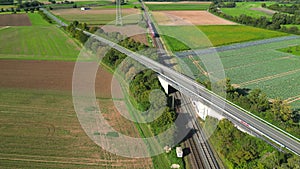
xmin=247 ymin=89 xmax=269 ymax=112
xmin=286 ymin=155 xmax=300 ymax=168
xmin=271 ymin=99 xmax=292 ymax=122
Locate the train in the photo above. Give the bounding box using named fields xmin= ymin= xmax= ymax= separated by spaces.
xmin=148 ymin=21 xmax=159 ymax=38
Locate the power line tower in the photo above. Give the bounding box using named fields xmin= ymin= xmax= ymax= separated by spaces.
xmin=116 ymin=0 xmax=123 ymax=26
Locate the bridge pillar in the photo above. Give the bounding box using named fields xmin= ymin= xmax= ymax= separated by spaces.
xmin=191 ymin=100 xmax=224 ymax=121
xmin=158 ymin=75 xmax=170 ymax=94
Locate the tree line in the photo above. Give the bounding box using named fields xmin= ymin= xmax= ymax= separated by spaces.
xmin=38 ymin=11 xmax=52 ymax=23
xmin=209 ymin=3 xmax=300 ymax=35
xmin=0 ymin=1 xmax=42 ymax=13
xmin=98 ymin=33 xmax=181 ymax=168
xmin=199 ymin=78 xmax=300 ymax=139
xmin=267 ymin=3 xmax=300 ymax=15
xmin=65 ymin=21 xmax=89 ymax=44
xmin=207 ymin=116 xmax=300 ymax=168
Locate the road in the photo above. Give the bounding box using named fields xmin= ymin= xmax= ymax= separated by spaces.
xmin=175 ymin=35 xmax=300 ymax=58
xmin=40 ymin=7 xmax=300 ymax=156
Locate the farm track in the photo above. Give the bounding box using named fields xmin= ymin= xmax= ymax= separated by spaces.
xmin=0 ymin=153 xmax=148 ymax=163
xmin=176 ymin=35 xmax=300 ymax=58
xmin=223 ymin=56 xmax=291 ymax=72
xmin=188 ymin=55 xmax=208 ymax=76
xmin=239 ymin=68 xmax=300 ymax=86
xmin=0 ymin=104 xmax=72 ymax=112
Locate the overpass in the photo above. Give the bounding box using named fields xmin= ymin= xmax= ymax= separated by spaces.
xmin=40 ymin=7 xmax=300 ymax=156
xmin=85 ymin=31 xmax=300 ymax=156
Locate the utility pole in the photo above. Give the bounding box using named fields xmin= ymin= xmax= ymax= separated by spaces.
xmin=116 ymin=0 xmax=122 ymax=26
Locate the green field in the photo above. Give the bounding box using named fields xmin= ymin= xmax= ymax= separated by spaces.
xmin=0 ymin=13 xmax=81 ymax=61
xmin=159 ymin=25 xmax=287 ymax=51
xmin=182 ymin=37 xmax=300 ymax=109
xmin=55 ymin=11 xmax=140 ymax=25
xmin=146 ymin=3 xmax=210 ymax=11
xmin=0 ymin=5 xmax=15 ymax=9
xmin=59 ymin=13 xmax=116 ymax=25
xmin=221 ymin=2 xmax=276 ymax=18
xmin=27 ymin=12 xmax=51 ymax=26
xmin=283 ymin=24 xmax=300 ymax=29
xmin=278 ymin=45 xmax=300 ymax=56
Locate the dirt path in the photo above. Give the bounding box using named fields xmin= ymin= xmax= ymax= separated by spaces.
xmin=188 ymin=55 xmax=208 ymax=75
xmin=285 ymin=95 xmax=300 ymax=103
xmin=251 ymin=7 xmax=276 ymax=15
xmin=224 ymin=56 xmax=292 ymax=71
xmin=239 ymin=68 xmax=300 ymax=86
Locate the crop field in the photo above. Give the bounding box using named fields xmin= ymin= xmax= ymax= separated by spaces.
xmin=0 ymin=60 xmax=153 ymax=168
xmin=45 ymin=0 xmax=113 ymax=9
xmin=152 ymin=11 xmax=236 ymax=26
xmin=159 ymin=25 xmax=287 ymax=51
xmin=278 ymin=45 xmax=300 ymax=56
xmin=51 ymin=8 xmax=140 ymax=25
xmin=221 ymin=2 xmax=277 ymax=18
xmin=0 ymin=14 xmax=31 ymax=26
xmin=45 ymin=0 xmax=140 ymax=9
xmin=27 ymin=12 xmax=52 ymax=26
xmin=0 ymin=13 xmax=81 ymax=61
xmin=0 ymin=60 xmax=115 ymax=98
xmin=146 ymin=3 xmax=210 ymax=11
xmin=0 ymin=8 xmax=154 ymax=168
xmin=283 ymin=24 xmax=300 ymax=29
xmin=197 ymin=25 xmax=288 ymax=46
xmin=182 ymin=37 xmax=300 ymax=109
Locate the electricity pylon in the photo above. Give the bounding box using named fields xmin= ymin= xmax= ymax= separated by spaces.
xmin=116 ymin=0 xmax=123 ymax=26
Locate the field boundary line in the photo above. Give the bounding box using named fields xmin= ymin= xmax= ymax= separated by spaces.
xmin=0 ymin=153 xmax=147 ymax=163
xmin=0 ymin=104 xmax=72 ymax=112
xmin=0 ymin=157 xmax=119 ymax=166
xmin=288 ymin=98 xmax=300 ymax=104
xmin=0 ymin=26 xmax=10 ymax=31
xmin=239 ymin=68 xmax=300 ymax=86
xmin=285 ymin=95 xmax=300 ymax=101
xmin=224 ymin=56 xmax=291 ymax=71
xmin=188 ymin=55 xmax=208 ymax=76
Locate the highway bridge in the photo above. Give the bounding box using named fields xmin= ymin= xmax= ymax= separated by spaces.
xmin=85 ymin=31 xmax=300 ymax=156
xmin=40 ymin=8 xmax=300 ymax=156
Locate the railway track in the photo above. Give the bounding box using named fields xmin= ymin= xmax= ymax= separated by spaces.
xmin=175 ymin=92 xmax=220 ymax=169
xmin=185 ymin=134 xmax=205 ymax=169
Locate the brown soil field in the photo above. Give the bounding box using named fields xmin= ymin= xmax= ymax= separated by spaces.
xmin=52 ymin=8 xmax=139 ymax=15
xmin=152 ymin=11 xmax=237 ymax=25
xmin=0 ymin=14 xmax=31 ymax=26
xmin=145 ymin=1 xmax=211 ymax=4
xmin=251 ymin=7 xmax=276 ymax=15
xmin=0 ymin=60 xmax=153 ymax=168
xmin=0 ymin=60 xmax=116 ymax=98
xmin=102 ymin=25 xmax=148 ymax=45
